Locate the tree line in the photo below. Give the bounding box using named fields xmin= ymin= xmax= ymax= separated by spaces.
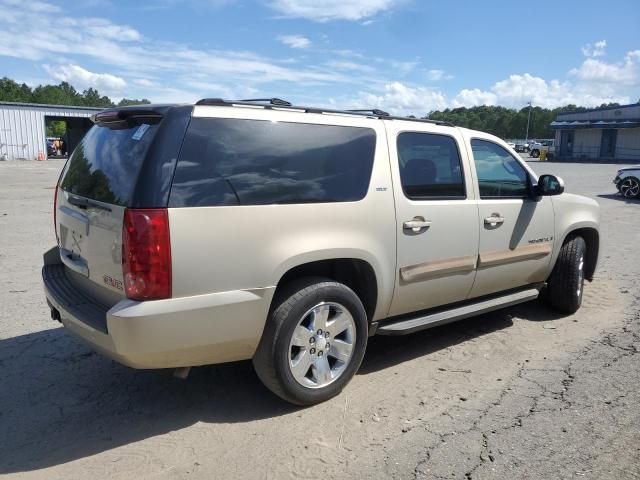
xmin=0 ymin=77 xmax=150 ymax=108
xmin=426 ymin=104 xmax=625 ymax=140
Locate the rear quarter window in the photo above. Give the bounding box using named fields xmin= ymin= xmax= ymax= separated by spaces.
xmin=169 ymin=118 xmax=377 ymax=207
xmin=60 ymin=123 xmax=158 ymax=206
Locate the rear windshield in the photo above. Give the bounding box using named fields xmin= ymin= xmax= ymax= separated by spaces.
xmin=60 ymin=123 xmax=159 ymax=206
xmin=169 ymin=118 xmax=376 ymax=207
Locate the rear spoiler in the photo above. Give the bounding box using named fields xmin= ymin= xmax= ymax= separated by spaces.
xmin=91 ymin=109 xmax=163 ymax=128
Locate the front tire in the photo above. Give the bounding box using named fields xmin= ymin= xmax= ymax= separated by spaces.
xmin=619 ymin=176 xmax=640 ymax=198
xmin=253 ymin=277 xmax=368 ymax=406
xmin=545 ymin=236 xmax=586 ymax=313
xmin=531 ymin=149 xmax=540 ymax=158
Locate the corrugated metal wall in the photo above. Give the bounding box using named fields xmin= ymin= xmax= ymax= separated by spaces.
xmin=616 ymin=128 xmax=640 ymax=160
xmin=0 ymin=103 xmax=101 ymax=160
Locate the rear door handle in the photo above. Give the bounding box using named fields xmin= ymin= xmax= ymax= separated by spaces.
xmin=403 ymin=218 xmax=431 ymax=233
xmin=484 ymin=214 xmax=505 ymax=226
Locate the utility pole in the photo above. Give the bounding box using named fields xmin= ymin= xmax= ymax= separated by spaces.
xmin=525 ymin=101 xmax=532 ymax=141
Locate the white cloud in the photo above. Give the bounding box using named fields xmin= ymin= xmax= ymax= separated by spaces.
xmin=0 ymin=0 xmax=358 ymax=100
xmin=133 ymin=78 xmax=158 ymax=88
xmin=452 ymin=88 xmax=497 ymax=107
xmin=78 ymin=18 xmax=142 ymax=42
xmin=427 ymin=69 xmax=452 ymax=81
xmin=267 ymin=0 xmax=404 ymax=21
xmin=581 ymin=39 xmax=607 ymax=57
xmin=43 ymin=64 xmax=127 ymax=92
xmin=352 ymin=81 xmax=447 ymax=116
xmin=277 ymin=34 xmax=311 ymax=49
xmin=569 ymin=51 xmax=640 ymax=86
xmin=325 ymin=60 xmax=375 ymax=73
xmin=452 ymin=73 xmax=631 ymax=109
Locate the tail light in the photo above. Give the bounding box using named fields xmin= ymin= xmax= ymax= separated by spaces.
xmin=122 ymin=209 xmax=172 ymax=301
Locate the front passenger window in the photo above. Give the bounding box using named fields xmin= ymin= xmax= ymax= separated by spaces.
xmin=470 ymin=139 xmax=529 ymax=198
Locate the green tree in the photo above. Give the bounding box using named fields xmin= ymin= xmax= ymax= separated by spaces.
xmin=32 ymin=82 xmax=82 ymax=105
xmin=117 ymin=98 xmax=151 ymax=106
xmin=427 ymin=104 xmax=601 ymax=139
xmin=46 ymin=120 xmax=67 ymax=137
xmin=0 ymin=76 xmax=156 ymax=108
xmin=0 ymin=77 xmax=33 ymax=103
xmin=81 ymin=88 xmax=114 ymax=107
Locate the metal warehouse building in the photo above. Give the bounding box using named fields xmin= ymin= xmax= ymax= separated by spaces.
xmin=551 ymin=103 xmax=640 ymax=162
xmin=0 ymin=102 xmax=101 ymax=161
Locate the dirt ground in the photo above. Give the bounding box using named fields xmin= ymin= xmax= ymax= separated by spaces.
xmin=1 ymin=160 xmax=639 ymax=479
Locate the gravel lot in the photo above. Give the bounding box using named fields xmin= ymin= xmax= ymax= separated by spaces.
xmin=1 ymin=159 xmax=639 ymax=479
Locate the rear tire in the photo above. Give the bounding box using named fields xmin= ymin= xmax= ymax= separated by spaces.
xmin=545 ymin=236 xmax=586 ymax=314
xmin=531 ymin=149 xmax=540 ymax=158
xmin=253 ymin=277 xmax=368 ymax=406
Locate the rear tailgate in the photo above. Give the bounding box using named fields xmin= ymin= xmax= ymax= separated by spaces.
xmin=55 ymin=116 xmax=161 ymax=305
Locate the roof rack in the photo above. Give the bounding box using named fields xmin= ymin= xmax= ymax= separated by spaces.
xmin=194 ymin=98 xmax=454 ymax=126
xmin=238 ymin=98 xmax=292 ymax=106
xmin=346 ymin=109 xmax=390 ymax=117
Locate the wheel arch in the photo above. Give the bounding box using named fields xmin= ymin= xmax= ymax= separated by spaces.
xmin=561 ymin=227 xmax=599 ymax=281
xmin=273 ymin=258 xmax=379 ymax=323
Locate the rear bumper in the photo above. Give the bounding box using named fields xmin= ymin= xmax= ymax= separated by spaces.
xmin=43 ymin=247 xmax=275 ymax=369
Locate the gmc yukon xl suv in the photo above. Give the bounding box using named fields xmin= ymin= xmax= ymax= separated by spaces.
xmin=43 ymin=98 xmax=600 ymax=405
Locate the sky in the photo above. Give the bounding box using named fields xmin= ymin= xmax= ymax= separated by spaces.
xmin=0 ymin=0 xmax=639 ymax=115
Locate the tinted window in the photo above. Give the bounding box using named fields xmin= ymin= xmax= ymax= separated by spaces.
xmin=397 ymin=132 xmax=465 ymax=198
xmin=60 ymin=123 xmax=158 ymax=206
xmin=470 ymin=139 xmax=529 ymax=198
xmin=169 ymin=118 xmax=376 ymax=207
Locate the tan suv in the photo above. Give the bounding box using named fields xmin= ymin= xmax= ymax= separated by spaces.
xmin=43 ymin=98 xmax=600 ymax=405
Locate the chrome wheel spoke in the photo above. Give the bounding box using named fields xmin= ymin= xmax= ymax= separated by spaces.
xmin=329 ymin=339 xmax=353 ymax=363
xmin=311 ymin=304 xmax=330 ymax=332
xmin=313 ymin=356 xmax=332 ymax=384
xmin=329 ymin=311 xmax=352 ymax=337
xmin=291 ymin=351 xmax=313 ymax=379
xmin=292 ymin=325 xmax=312 ymax=347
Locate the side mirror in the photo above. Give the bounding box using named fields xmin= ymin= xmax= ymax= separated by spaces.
xmin=535 ymin=174 xmax=564 ymax=196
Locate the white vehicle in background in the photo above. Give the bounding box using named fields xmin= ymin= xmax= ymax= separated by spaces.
xmin=530 ymin=140 xmax=555 ymax=159
xmin=614 ymin=166 xmax=640 ymax=198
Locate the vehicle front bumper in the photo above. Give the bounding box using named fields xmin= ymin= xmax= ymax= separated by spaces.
xmin=42 ymin=247 xmax=275 ymax=369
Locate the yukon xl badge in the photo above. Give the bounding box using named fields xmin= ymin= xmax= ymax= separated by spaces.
xmin=103 ymin=275 xmax=124 ymax=291
xmin=528 ymin=236 xmax=553 ymax=244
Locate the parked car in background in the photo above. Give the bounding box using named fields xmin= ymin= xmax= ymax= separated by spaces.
xmin=514 ymin=141 xmax=529 ymax=153
xmin=506 ymin=141 xmax=516 ymax=149
xmin=43 ymin=98 xmax=600 ymax=405
xmin=614 ymin=165 xmax=640 ymax=198
xmin=530 ymin=139 xmax=556 ymax=159
xmin=45 ymin=138 xmax=56 ymax=157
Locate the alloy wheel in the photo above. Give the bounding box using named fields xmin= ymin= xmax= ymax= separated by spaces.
xmin=288 ymin=302 xmax=356 ymax=389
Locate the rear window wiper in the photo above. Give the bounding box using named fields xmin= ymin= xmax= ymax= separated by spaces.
xmin=67 ymin=195 xmax=112 ymax=212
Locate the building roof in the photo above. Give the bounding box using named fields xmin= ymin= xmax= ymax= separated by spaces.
xmin=556 ymin=102 xmax=640 ymax=118
xmin=550 ymin=119 xmax=640 ymax=129
xmin=0 ymin=101 xmax=103 ymax=111
xmin=553 ymin=102 xmax=640 ymax=126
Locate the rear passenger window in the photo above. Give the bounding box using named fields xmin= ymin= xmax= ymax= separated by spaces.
xmin=169 ymin=118 xmax=376 ymax=207
xmin=397 ymin=132 xmax=465 ymax=199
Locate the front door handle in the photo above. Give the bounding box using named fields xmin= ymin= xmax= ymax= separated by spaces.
xmin=403 ymin=218 xmax=431 ymax=233
xmin=484 ymin=214 xmax=505 ymax=226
